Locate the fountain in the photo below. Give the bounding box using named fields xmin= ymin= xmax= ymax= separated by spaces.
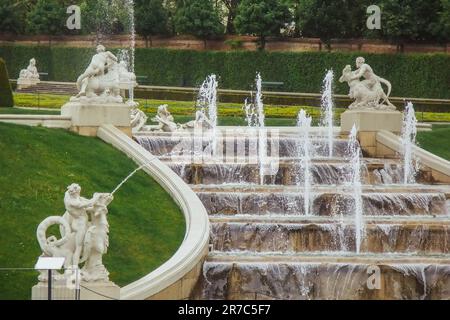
xmin=320 ymin=70 xmax=334 ymax=157
xmin=402 ymin=102 xmax=419 ymax=184
xmin=242 ymin=73 xmax=268 ymax=184
xmin=347 ymin=125 xmax=364 ymax=253
xmin=197 ymin=75 xmax=219 ymax=154
xmin=296 ymin=109 xmax=312 ymax=216
xmin=131 ymin=61 xmax=449 ymax=299
xmin=125 ymin=0 xmax=136 ymax=73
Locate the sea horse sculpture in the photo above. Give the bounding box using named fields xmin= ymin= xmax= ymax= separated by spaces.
xmin=36 ymin=184 xmax=113 ymax=282
xmin=71 ymin=45 xmax=137 ymax=103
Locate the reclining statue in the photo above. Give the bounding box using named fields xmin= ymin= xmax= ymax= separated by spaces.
xmin=17 ymin=58 xmax=40 ymax=89
xmin=151 ymin=104 xmax=178 ymax=132
xmin=36 ymin=183 xmax=113 ymax=282
xmin=149 ymin=105 xmax=215 ymax=132
xmin=339 ymin=57 xmax=396 ymax=110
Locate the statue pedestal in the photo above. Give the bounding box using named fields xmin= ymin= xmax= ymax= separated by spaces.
xmin=61 ymin=102 xmax=132 ymax=137
xmin=31 ymin=280 xmax=120 ymax=300
xmin=17 ymin=78 xmax=40 ymax=90
xmin=341 ymin=109 xmax=403 ymax=156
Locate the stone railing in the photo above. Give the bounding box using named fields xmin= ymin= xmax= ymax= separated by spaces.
xmin=97 ymin=124 xmax=210 ymax=299
xmin=376 ymin=130 xmax=450 ymax=183
xmin=0 ymin=114 xmax=71 ymax=128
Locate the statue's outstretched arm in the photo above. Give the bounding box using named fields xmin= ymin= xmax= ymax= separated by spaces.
xmin=106 ymin=51 xmax=118 ymax=62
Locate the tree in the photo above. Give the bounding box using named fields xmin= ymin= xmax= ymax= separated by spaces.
xmin=26 ymin=0 xmax=66 ymax=35
xmin=221 ymin=0 xmax=240 ymax=34
xmin=80 ymin=0 xmax=129 ymax=36
xmin=135 ymin=0 xmax=170 ymax=46
xmin=437 ymin=0 xmax=450 ymax=41
xmin=173 ymin=0 xmax=224 ymax=47
xmin=0 ymin=58 xmax=14 ymax=107
xmin=380 ymin=0 xmax=444 ymax=45
xmin=296 ymin=0 xmax=366 ymax=47
xmin=234 ymin=0 xmax=291 ymax=50
xmin=0 ymin=0 xmax=27 ymax=34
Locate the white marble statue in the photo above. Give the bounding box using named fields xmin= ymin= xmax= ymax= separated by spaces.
xmin=339 ymin=57 xmax=396 ymax=110
xmin=181 ymin=110 xmax=214 ymax=130
xmin=17 ymin=58 xmax=40 ymax=89
xmin=36 ymin=183 xmax=113 ymax=282
xmin=130 ymin=107 xmax=148 ymax=133
xmin=71 ymin=45 xmax=137 ymax=104
xmin=149 ymin=105 xmax=215 ymax=132
xmin=151 ymin=104 xmax=178 ymax=132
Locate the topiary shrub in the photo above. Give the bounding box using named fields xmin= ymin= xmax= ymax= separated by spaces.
xmin=0 ymin=58 xmax=14 ymax=107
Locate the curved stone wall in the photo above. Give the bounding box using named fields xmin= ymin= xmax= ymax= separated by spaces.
xmin=97 ymin=124 xmax=210 ymax=300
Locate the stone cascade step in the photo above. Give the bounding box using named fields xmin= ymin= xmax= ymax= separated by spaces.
xmin=162 ymin=159 xmax=435 ymax=186
xmin=192 ymin=253 xmax=450 ymax=300
xmin=136 ymin=135 xmax=350 ymax=159
xmin=209 ymin=217 xmax=450 ymax=255
xmin=194 ymin=189 xmax=449 ymax=217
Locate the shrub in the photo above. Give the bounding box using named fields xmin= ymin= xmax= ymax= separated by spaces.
xmin=0 ymin=45 xmax=448 ymax=99
xmin=0 ymin=58 xmax=14 ymax=107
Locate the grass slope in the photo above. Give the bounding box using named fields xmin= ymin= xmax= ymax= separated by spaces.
xmin=0 ymin=123 xmax=185 ymax=299
xmin=417 ymin=125 xmax=450 ymax=161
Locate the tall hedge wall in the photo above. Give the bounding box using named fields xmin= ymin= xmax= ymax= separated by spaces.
xmin=0 ymin=58 xmax=14 ymax=107
xmin=0 ymin=45 xmax=448 ymax=99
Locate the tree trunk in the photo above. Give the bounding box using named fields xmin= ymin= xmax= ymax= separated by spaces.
xmin=258 ymin=35 xmax=266 ymax=51
xmin=226 ymin=12 xmax=235 ymax=34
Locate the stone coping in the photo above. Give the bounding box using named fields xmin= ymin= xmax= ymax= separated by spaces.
xmin=97 ymin=124 xmax=210 ymax=300
xmin=0 ymin=114 xmax=70 ymax=120
xmin=0 ymin=114 xmax=72 ymax=129
xmin=376 ymin=130 xmax=450 ymax=178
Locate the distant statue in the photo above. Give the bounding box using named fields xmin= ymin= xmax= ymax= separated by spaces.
xmin=17 ymin=58 xmax=40 ymax=89
xmin=36 ymin=183 xmax=113 ymax=282
xmin=151 ymin=104 xmax=178 ymax=132
xmin=339 ymin=57 xmax=396 ymax=110
xmin=181 ymin=110 xmax=214 ymax=130
xmin=71 ymin=45 xmax=137 ymax=103
xmin=150 ymin=105 xmax=215 ymax=132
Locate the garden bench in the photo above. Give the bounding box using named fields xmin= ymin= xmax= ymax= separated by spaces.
xmin=136 ymin=75 xmax=149 ymax=85
xmin=261 ymin=81 xmax=284 ymax=91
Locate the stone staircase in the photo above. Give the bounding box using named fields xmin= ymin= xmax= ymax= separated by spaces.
xmin=135 ymin=130 xmax=450 ymax=300
xmin=15 ymin=81 xmax=78 ymax=95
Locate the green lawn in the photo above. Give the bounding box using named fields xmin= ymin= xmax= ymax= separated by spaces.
xmin=0 ymin=122 xmax=185 ymax=300
xmin=12 ymin=92 xmax=450 ymax=124
xmin=417 ymin=125 xmax=450 ymax=161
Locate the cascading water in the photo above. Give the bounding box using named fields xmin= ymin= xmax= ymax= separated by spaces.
xmin=296 ymin=109 xmax=312 ymax=216
xmin=347 ymin=125 xmax=364 ymax=253
xmin=125 ymin=0 xmax=136 ymax=73
xmin=401 ymin=102 xmax=419 ymax=184
xmin=320 ymin=70 xmax=334 ymax=158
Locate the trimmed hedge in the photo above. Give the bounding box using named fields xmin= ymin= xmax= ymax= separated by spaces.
xmin=0 ymin=45 xmax=449 ymax=99
xmin=0 ymin=58 xmax=14 ymax=107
